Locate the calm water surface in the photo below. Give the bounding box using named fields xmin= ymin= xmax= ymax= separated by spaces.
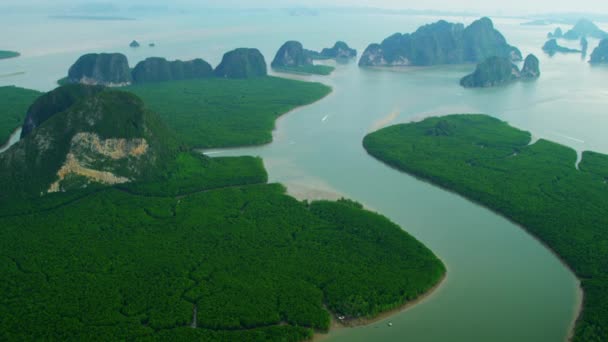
xmin=2 ymin=11 xmax=606 ymax=342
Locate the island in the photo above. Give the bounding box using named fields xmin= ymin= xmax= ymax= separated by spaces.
xmin=0 ymin=50 xmax=20 ymax=60
xmin=562 ymin=18 xmax=608 ymax=40
xmin=271 ymin=41 xmax=335 ymax=76
xmin=460 ymin=54 xmax=540 ymax=88
xmin=307 ymin=41 xmax=357 ymax=60
xmin=542 ymin=39 xmax=581 ymax=56
xmin=65 ymin=53 xmax=132 ymax=86
xmin=0 ymin=86 xmax=41 ymax=144
xmin=363 ymin=114 xmax=608 ymax=342
xmin=359 ymin=17 xmax=522 ymax=67
xmin=132 ymin=57 xmax=213 ymax=83
xmin=149 ymin=43 xmax=156 ymax=47
xmin=130 ymin=40 xmax=140 ymax=48
xmin=589 ymin=39 xmax=608 ymax=64
xmin=214 ymin=48 xmax=268 ymax=79
xmin=0 ymin=80 xmax=445 ymax=340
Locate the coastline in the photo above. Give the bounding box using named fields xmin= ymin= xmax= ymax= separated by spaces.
xmin=363 ymin=148 xmax=584 ymax=341
xmin=313 ymin=272 xmax=447 ymax=341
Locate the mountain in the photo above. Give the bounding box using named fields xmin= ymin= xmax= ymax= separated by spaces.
xmin=214 ymin=48 xmax=268 ymax=79
xmin=66 ymin=53 xmax=132 ymax=86
xmin=359 ymin=17 xmax=522 ymax=67
xmin=1 ymin=85 xmax=178 ymax=200
xmin=132 ymin=57 xmax=213 ymax=83
xmin=20 ymin=84 xmax=104 ymax=138
xmin=563 ymin=19 xmax=608 ymax=40
xmin=542 ymin=39 xmax=581 ymax=56
xmin=589 ymin=39 xmax=608 ymax=64
xmin=460 ymin=56 xmax=520 ymax=88
xmin=547 ymin=27 xmax=563 ymax=39
xmin=271 ymin=41 xmax=313 ymax=68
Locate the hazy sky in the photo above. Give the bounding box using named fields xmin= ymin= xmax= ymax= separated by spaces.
xmin=2 ymin=0 xmax=608 ymax=15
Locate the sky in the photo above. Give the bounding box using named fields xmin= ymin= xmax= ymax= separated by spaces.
xmin=2 ymin=0 xmax=607 ymax=16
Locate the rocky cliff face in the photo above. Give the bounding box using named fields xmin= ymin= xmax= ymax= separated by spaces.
xmin=271 ymin=41 xmax=312 ymax=68
xmin=67 ymin=53 xmax=132 ymax=86
xmin=214 ymin=48 xmax=267 ymax=79
xmin=520 ymin=54 xmax=541 ymax=78
xmin=359 ymin=17 xmax=521 ymax=67
xmin=132 ymin=57 xmax=213 ymax=83
xmin=21 ymin=84 xmax=104 ymax=138
xmin=1 ymin=87 xmax=178 ymax=198
xmin=319 ymin=41 xmax=357 ymax=59
xmin=590 ymin=39 xmax=608 ymax=64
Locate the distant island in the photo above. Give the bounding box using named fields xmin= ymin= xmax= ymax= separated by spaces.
xmin=306 ymin=41 xmax=357 ymax=60
xmin=0 ymin=63 xmax=445 ymax=340
xmin=363 ymin=114 xmax=608 ymax=342
xmin=272 ymin=41 xmax=335 ymax=76
xmin=562 ymin=18 xmax=608 ymax=40
xmin=460 ymin=54 xmax=540 ymax=88
xmin=589 ymin=39 xmax=608 ymax=64
xmin=130 ymin=40 xmax=140 ymax=48
xmin=359 ymin=17 xmax=522 ymax=67
xmin=0 ymin=50 xmax=20 ymax=60
xmin=49 ymin=15 xmax=136 ymax=21
xmin=547 ymin=27 xmax=563 ymax=39
xmin=542 ymin=39 xmax=581 ymax=56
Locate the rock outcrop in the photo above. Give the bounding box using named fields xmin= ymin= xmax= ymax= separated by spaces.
xmin=132 ymin=57 xmax=213 ymax=83
xmin=271 ymin=41 xmax=312 ymax=68
xmin=563 ymin=19 xmax=608 ymax=40
xmin=67 ymin=53 xmax=132 ymax=86
xmin=214 ymin=48 xmax=267 ymax=79
xmin=359 ymin=17 xmax=522 ymax=67
xmin=460 ymin=53 xmax=540 ymax=88
xmin=317 ymin=41 xmax=357 ymax=59
xmin=590 ymin=39 xmax=608 ymax=64
xmin=21 ymin=84 xmax=104 ymax=138
xmin=2 ymin=86 xmax=178 ymax=197
xmin=542 ymin=39 xmax=581 ymax=56
xmin=520 ymin=54 xmax=541 ymax=78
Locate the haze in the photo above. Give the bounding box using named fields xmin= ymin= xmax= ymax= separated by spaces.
xmin=2 ymin=0 xmax=608 ymax=15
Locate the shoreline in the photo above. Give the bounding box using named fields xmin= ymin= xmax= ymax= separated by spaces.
xmin=364 ymin=149 xmax=584 ymax=341
xmin=313 ymin=272 xmax=447 ymax=341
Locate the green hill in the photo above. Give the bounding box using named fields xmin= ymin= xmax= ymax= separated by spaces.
xmin=364 ymin=114 xmax=608 ymax=342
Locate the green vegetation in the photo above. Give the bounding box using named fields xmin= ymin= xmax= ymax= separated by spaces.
xmin=273 ymin=64 xmax=335 ymax=76
xmin=0 ymin=86 xmax=41 ymax=143
xmin=363 ymin=114 xmax=608 ymax=341
xmin=0 ymin=80 xmax=445 ymax=340
xmin=127 ymin=77 xmax=331 ymax=148
xmin=0 ymin=50 xmax=20 ymax=59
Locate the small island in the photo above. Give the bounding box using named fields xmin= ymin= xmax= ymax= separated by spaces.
xmin=542 ymin=39 xmax=581 ymax=56
xmin=460 ymin=54 xmax=540 ymax=88
xmin=589 ymin=39 xmax=608 ymax=64
xmin=0 ymin=50 xmax=20 ymax=60
xmin=307 ymin=41 xmax=357 ymax=60
xmin=547 ymin=27 xmax=563 ymax=39
xmin=272 ymin=41 xmax=335 ymax=76
xmin=359 ymin=17 xmax=522 ymax=67
xmin=130 ymin=40 xmax=140 ymax=48
xmin=363 ymin=114 xmax=608 ymax=342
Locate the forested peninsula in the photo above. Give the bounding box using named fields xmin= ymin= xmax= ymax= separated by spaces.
xmin=363 ymin=114 xmax=608 ymax=341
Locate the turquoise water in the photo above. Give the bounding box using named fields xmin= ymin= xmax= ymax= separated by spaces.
xmin=2 ymin=11 xmax=606 ymax=341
